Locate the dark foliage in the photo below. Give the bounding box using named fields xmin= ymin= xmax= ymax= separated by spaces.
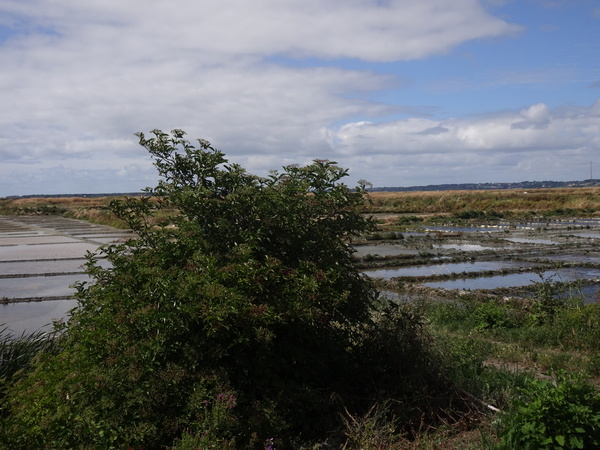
xmin=2 ymin=130 xmax=451 ymax=449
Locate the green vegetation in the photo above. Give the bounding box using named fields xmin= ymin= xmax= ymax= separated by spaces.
xmin=0 ymin=328 xmax=58 ymax=412
xmin=416 ymin=272 xmax=600 ymax=448
xmin=498 ymin=373 xmax=600 ymax=449
xmin=425 ymin=274 xmax=600 ymax=354
xmin=0 ymin=130 xmax=463 ymax=448
xmin=3 ymin=133 xmax=600 ymax=448
xmin=4 ymin=182 xmax=600 ymax=228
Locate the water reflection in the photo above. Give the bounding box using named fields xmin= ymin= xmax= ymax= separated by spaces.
xmin=1 ymin=274 xmax=90 ymax=299
xmin=363 ymin=261 xmax=533 ymax=279
xmin=421 ymin=226 xmax=495 ymax=233
xmin=1 ymin=299 xmax=76 ymax=335
xmin=423 ymin=267 xmax=600 ymax=292
xmin=432 ymin=243 xmax=495 ymax=251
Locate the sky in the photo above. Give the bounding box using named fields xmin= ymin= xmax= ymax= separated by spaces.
xmin=1 ymin=0 xmax=599 ymax=196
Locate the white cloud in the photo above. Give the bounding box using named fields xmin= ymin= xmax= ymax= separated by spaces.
xmin=1 ymin=0 xmax=521 ymax=60
xmin=511 ymin=103 xmax=550 ymax=129
xmin=2 ymin=0 xmax=596 ymax=195
xmin=331 ymin=100 xmax=600 ymax=186
xmin=336 ymin=101 xmax=600 ymax=155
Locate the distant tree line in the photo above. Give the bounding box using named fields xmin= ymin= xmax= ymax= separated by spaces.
xmin=372 ymin=179 xmax=600 ymax=192
xmin=5 ymin=179 xmax=600 ymax=200
xmin=1 ymin=192 xmax=149 ymax=200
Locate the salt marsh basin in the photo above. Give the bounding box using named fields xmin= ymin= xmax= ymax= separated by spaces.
xmin=359 ymin=216 xmax=600 ymax=303
xmin=0 ymin=215 xmax=132 ymax=335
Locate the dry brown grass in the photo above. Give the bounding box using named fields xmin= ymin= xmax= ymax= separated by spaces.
xmin=3 ymin=196 xmax=110 ymax=208
xmin=4 ymin=188 xmax=600 ymax=227
xmin=365 ymin=187 xmax=600 ymax=215
xmin=0 ymin=195 xmax=172 ymax=229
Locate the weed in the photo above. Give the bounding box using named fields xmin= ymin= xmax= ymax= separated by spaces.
xmin=341 ymin=402 xmax=402 ymax=450
xmin=396 ymin=215 xmax=423 ymax=226
xmin=498 ymin=372 xmax=600 ymax=449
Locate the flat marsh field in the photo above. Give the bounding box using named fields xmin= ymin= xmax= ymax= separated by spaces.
xmin=365 ymin=187 xmax=600 ymax=215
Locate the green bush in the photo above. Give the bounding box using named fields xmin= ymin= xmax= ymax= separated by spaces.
xmin=469 ymin=302 xmax=518 ymax=332
xmin=498 ymin=372 xmax=600 ymax=449
xmin=1 ymin=130 xmax=449 ymax=448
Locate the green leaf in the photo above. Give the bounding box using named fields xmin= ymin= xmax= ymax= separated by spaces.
xmin=570 ymin=435 xmax=584 ymax=449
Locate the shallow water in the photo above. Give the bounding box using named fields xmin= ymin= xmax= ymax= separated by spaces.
xmin=432 ymin=243 xmax=496 ymax=251
xmin=557 ymin=219 xmax=600 ymax=226
xmin=0 ymin=258 xmax=110 ymax=276
xmin=3 ymin=212 xmax=600 ymax=333
xmin=420 ymin=226 xmax=495 ymax=233
xmin=533 ymin=254 xmax=600 ymax=264
xmin=0 ymin=235 xmax=81 ymax=246
xmin=422 ymin=267 xmax=600 ymax=292
xmin=0 ymin=274 xmax=90 ymax=299
xmin=363 ymin=261 xmax=532 ymax=279
xmin=568 ymin=232 xmax=600 ymax=239
xmin=0 ymin=242 xmax=101 ymax=261
xmin=1 ymin=299 xmax=77 ymax=335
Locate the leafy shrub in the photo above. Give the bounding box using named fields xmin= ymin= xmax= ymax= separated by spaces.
xmin=498 ymin=372 xmax=600 ymax=449
xmin=1 ymin=130 xmax=449 ymax=448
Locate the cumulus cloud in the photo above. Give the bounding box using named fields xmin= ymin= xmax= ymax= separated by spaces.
xmin=331 ymin=100 xmax=600 ymax=186
xmin=0 ymin=0 xmax=596 ymax=195
xmin=511 ymin=103 xmax=551 ymax=129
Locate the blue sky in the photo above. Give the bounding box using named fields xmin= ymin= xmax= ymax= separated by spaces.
xmin=1 ymin=0 xmax=599 ymax=195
